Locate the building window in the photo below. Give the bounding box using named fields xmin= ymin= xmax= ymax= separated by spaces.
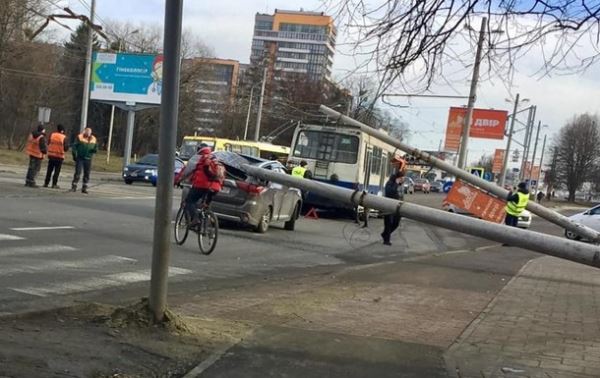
xmin=255 ymin=20 xmax=273 ymax=30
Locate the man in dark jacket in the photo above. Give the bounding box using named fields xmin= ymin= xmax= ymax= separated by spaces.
xmin=24 ymin=124 xmax=47 ymax=188
xmin=381 ymin=171 xmax=405 ymax=246
xmin=70 ymin=127 xmax=97 ymax=194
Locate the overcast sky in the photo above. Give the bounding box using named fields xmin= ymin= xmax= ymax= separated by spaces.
xmin=49 ymin=0 xmax=600 ymax=166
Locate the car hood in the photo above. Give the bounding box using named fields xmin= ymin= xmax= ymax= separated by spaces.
xmin=125 ymin=163 xmax=157 ymax=171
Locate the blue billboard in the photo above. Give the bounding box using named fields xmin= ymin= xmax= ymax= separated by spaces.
xmin=90 ymin=52 xmax=163 ymax=105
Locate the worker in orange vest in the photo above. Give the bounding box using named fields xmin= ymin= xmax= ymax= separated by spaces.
xmin=24 ymin=124 xmax=47 ymax=188
xmin=43 ymin=124 xmax=69 ymax=189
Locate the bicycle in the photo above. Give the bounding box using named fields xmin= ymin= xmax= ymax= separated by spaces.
xmin=174 ymin=193 xmax=219 ymax=255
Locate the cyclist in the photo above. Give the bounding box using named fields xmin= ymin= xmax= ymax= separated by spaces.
xmin=176 ymin=147 xmax=223 ymax=226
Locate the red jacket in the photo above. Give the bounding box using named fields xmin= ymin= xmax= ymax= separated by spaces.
xmin=192 ymin=155 xmax=222 ymax=192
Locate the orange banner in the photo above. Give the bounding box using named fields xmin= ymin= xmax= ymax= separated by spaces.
xmin=492 ymin=149 xmax=505 ymax=174
xmin=444 ymin=107 xmax=508 ymax=152
xmin=445 ymin=179 xmax=506 ymax=223
xmin=531 ymin=166 xmax=540 ymax=180
xmin=524 ymin=161 xmax=531 ymax=177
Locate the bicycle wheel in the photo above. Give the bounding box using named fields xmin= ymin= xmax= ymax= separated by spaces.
xmin=197 ymin=210 xmax=219 ymax=255
xmin=174 ymin=207 xmax=189 ymax=245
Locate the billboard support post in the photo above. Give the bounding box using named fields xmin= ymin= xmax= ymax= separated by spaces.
xmin=106 ymin=105 xmax=115 ymax=164
xmin=123 ymin=107 xmax=136 ymax=168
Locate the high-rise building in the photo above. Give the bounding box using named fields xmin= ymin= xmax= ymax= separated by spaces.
xmin=186 ymin=58 xmax=240 ymax=130
xmin=250 ymin=9 xmax=336 ymax=83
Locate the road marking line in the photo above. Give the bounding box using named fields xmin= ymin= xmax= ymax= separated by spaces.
xmin=10 ymin=267 xmax=192 ymax=297
xmin=10 ymin=226 xmax=75 ymax=231
xmin=0 ymin=244 xmax=77 ymax=257
xmin=0 ymin=234 xmax=24 ymax=241
xmin=0 ymin=255 xmax=137 ymax=276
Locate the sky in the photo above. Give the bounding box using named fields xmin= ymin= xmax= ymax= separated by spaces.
xmin=46 ymin=0 xmax=600 ymax=168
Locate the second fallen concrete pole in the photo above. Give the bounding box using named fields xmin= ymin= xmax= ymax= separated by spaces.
xmin=319 ymin=105 xmax=600 ymax=242
xmin=242 ymin=165 xmax=600 ymax=269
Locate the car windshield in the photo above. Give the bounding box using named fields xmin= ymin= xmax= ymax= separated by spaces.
xmin=293 ymin=130 xmax=359 ymax=164
xmin=137 ymin=155 xmax=158 ymax=166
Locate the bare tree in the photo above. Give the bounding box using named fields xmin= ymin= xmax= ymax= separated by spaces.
xmin=325 ymin=1 xmax=600 ymax=95
xmin=554 ymin=114 xmax=600 ymax=202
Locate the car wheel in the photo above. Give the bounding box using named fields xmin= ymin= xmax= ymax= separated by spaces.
xmin=284 ymin=203 xmax=300 ymax=231
xmin=565 ymin=230 xmax=581 ymax=241
xmin=125 ymin=180 xmax=133 ymax=185
xmin=255 ymin=207 xmax=272 ymax=233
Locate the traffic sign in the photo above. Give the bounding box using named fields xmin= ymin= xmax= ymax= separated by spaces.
xmin=443 ymin=181 xmax=454 ymax=193
xmin=483 ymin=172 xmax=493 ymax=181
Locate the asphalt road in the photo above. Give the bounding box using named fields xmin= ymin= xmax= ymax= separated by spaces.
xmin=0 ymin=170 xmax=566 ymax=316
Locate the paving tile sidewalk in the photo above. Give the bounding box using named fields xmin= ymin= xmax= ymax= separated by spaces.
xmin=446 ymin=256 xmax=600 ymax=378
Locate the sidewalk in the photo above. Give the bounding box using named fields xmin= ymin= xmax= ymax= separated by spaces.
xmin=446 ymin=256 xmax=600 ymax=378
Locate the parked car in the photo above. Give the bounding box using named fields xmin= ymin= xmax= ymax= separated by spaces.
xmin=414 ymin=178 xmax=431 ymax=193
xmin=565 ymin=205 xmax=600 ymax=240
xmin=123 ymin=154 xmax=184 ymax=186
xmin=208 ymin=152 xmax=302 ymax=233
xmin=430 ymin=180 xmax=444 ymax=193
xmin=442 ymin=202 xmax=532 ymax=229
xmin=403 ymin=177 xmax=415 ymax=194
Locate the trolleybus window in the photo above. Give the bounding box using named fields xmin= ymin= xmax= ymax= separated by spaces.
xmin=293 ymin=131 xmax=359 ymax=164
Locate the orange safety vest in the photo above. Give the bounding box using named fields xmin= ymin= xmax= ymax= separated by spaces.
xmin=47 ymin=132 xmax=66 ymax=159
xmin=25 ymin=134 xmax=43 ymax=159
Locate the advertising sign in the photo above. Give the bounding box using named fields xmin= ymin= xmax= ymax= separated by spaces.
xmin=90 ymin=52 xmax=163 ymax=104
xmin=531 ymin=166 xmax=540 ymax=180
xmin=445 ymin=179 xmax=506 ymax=223
xmin=492 ymin=149 xmax=505 ymax=173
xmin=444 ymin=107 xmax=509 ymax=152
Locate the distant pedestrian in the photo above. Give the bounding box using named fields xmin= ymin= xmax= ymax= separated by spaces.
xmin=505 ymin=182 xmax=530 ymax=228
xmin=24 ymin=124 xmax=47 ymax=188
xmin=381 ymin=171 xmax=405 ymax=246
xmin=44 ymin=124 xmax=68 ymax=189
xmin=291 ymin=160 xmax=312 ymax=179
xmin=536 ymin=191 xmax=544 ymax=203
xmin=70 ymin=127 xmax=97 ymax=194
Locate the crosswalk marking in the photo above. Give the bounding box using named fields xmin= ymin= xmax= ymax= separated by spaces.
xmin=0 ymin=255 xmax=136 ymax=276
xmin=0 ymin=234 xmax=24 ymax=241
xmin=11 ymin=267 xmax=193 ymax=297
xmin=10 ymin=226 xmax=75 ymax=231
xmin=0 ymin=244 xmax=77 ymax=257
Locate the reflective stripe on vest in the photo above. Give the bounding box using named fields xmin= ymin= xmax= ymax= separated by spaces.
xmin=291 ymin=166 xmax=306 ymax=178
xmin=47 ymin=132 xmax=66 ymax=159
xmin=505 ymin=192 xmax=529 ymax=216
xmin=25 ymin=135 xmax=43 ymax=159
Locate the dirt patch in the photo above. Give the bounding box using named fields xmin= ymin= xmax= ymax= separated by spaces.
xmin=0 ymin=300 xmax=253 ymax=378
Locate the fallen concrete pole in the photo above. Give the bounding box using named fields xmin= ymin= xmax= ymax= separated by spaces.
xmin=241 ymin=164 xmax=600 ymax=269
xmin=319 ymin=105 xmax=600 ymax=243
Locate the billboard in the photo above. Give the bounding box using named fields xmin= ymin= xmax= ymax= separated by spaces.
xmin=444 ymin=107 xmax=509 ymax=152
xmin=90 ymin=52 xmax=163 ymax=105
xmin=445 ymin=179 xmax=505 ymax=224
xmin=492 ymin=149 xmax=505 ymax=174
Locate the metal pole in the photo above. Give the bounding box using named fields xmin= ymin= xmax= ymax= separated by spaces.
xmin=106 ymin=105 xmax=115 ymax=164
xmin=519 ymin=106 xmax=535 ymax=180
xmin=149 ymin=0 xmax=183 ymax=323
xmin=254 ymin=66 xmax=267 ymax=142
xmin=243 ymin=86 xmax=254 ymax=140
xmin=457 ymin=17 xmax=486 ymax=169
xmin=498 ymin=94 xmax=519 ymax=187
xmin=528 ymin=121 xmax=542 ymax=184
xmin=123 ymin=108 xmax=135 ymax=169
xmin=319 ymin=105 xmax=600 ymax=242
xmin=537 ymin=134 xmax=547 ymax=189
xmin=79 ymin=0 xmax=95 ymax=133
xmin=241 ymin=164 xmax=600 ymax=268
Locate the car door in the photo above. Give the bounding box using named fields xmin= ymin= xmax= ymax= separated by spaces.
xmin=275 ymin=166 xmax=299 ymax=221
xmin=263 ymin=163 xmax=286 ymax=221
xmin=582 ymin=205 xmax=600 ymax=230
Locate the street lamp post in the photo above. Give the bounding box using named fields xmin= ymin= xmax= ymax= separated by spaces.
xmin=499 ymin=93 xmax=528 ymax=187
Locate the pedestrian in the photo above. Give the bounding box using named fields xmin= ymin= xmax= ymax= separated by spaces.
xmin=70 ymin=127 xmax=97 ymax=194
xmin=381 ymin=170 xmax=405 ymax=246
xmin=24 ymin=124 xmax=47 ymax=188
xmin=44 ymin=124 xmax=68 ymax=189
xmin=291 ymin=160 xmax=312 ymax=179
xmin=536 ymin=191 xmax=544 ymax=203
xmin=505 ymin=182 xmax=530 ymax=228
